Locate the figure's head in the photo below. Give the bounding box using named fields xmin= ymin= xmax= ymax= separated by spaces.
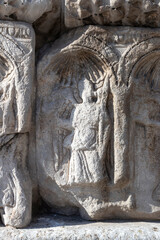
xmin=52 ymin=49 xmax=108 ymax=104
xmin=78 ymin=77 xmax=98 ymax=103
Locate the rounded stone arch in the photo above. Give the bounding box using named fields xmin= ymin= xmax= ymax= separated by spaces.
xmin=108 ymin=37 xmax=160 ymax=188
xmin=74 ymin=32 xmax=119 ymax=74
xmin=123 ymin=39 xmax=160 ymax=208
xmin=37 ymin=26 xmax=118 ymax=89
xmin=36 ymin=29 xmax=118 ymax=209
xmin=118 ymin=37 xmax=160 ymax=86
xmin=128 ymin=49 xmax=160 ymax=92
xmin=38 ymin=45 xmax=118 ymax=106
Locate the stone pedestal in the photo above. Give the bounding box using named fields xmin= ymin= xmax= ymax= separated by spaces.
xmin=1 ymin=215 xmax=160 ymax=240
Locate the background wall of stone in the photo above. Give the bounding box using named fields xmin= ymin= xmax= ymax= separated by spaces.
xmin=2 ymin=1 xmax=160 ymax=49
xmin=1 ymin=0 xmax=160 ymax=229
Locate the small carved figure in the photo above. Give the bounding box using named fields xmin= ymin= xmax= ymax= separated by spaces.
xmin=67 ymin=75 xmax=111 ymax=185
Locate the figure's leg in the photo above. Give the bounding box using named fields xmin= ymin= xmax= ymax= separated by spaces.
xmin=0 ymin=134 xmax=32 ymax=228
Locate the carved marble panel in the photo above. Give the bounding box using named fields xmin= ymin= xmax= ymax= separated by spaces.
xmin=37 ymin=26 xmax=160 ymax=220
xmin=0 ymin=21 xmax=35 ymax=228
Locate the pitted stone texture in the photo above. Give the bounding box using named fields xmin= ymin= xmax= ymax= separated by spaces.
xmin=2 ymin=0 xmax=160 ymax=29
xmin=2 ymin=0 xmax=160 ymax=50
xmin=0 ymin=0 xmax=52 ymax=23
xmin=37 ymin=25 xmax=160 ymax=221
xmin=65 ymin=0 xmax=160 ymax=28
xmin=0 ymin=21 xmax=35 ymax=228
xmin=1 ymin=215 xmax=160 ymax=240
xmin=0 ymin=0 xmax=61 ymax=49
xmin=33 ymin=0 xmax=61 ymax=49
xmin=0 ymin=21 xmax=35 ymax=135
xmin=3 ymin=1 xmax=160 ymax=50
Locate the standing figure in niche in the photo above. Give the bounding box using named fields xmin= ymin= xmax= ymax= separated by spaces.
xmin=44 ymin=50 xmax=112 ymax=187
xmin=65 ymin=74 xmax=111 ymax=185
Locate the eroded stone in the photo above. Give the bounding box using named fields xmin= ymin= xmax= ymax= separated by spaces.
xmin=0 ymin=215 xmax=160 ymax=240
xmin=64 ymin=0 xmax=160 ymax=28
xmin=0 ymin=21 xmax=35 ymax=228
xmin=37 ymin=25 xmax=160 ymax=221
xmin=0 ymin=0 xmax=52 ymax=23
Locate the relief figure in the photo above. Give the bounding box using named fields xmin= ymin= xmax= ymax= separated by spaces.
xmin=66 ymin=75 xmax=111 ymax=185
xmin=0 ymin=60 xmax=32 ymax=228
xmin=0 ymin=25 xmax=34 ymax=228
xmin=36 ymin=25 xmax=160 ymax=221
xmin=37 ymin=48 xmax=112 ymax=189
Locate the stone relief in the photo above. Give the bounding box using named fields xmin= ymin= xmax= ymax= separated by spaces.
xmin=65 ymin=0 xmax=160 ymax=28
xmin=1 ymin=1 xmax=160 ymax=51
xmin=0 ymin=21 xmax=34 ymax=228
xmin=36 ymin=26 xmax=160 ymax=221
xmin=1 ymin=2 xmax=160 ymax=230
xmin=37 ymin=47 xmax=111 ymax=186
xmin=0 ymin=0 xmax=52 ymax=23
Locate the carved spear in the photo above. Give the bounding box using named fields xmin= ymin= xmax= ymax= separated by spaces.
xmin=110 ymin=73 xmax=131 ymax=187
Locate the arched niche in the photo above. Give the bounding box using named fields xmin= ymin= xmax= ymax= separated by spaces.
xmin=127 ymin=48 xmax=160 ymax=211
xmin=118 ymin=37 xmax=160 ymax=86
xmin=36 ymin=36 xmax=117 ymax=214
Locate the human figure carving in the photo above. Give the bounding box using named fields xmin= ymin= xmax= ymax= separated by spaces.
xmin=37 ymin=48 xmax=112 ymax=189
xmin=66 ymin=75 xmax=111 ymax=184
xmin=0 ymin=45 xmax=33 ymax=228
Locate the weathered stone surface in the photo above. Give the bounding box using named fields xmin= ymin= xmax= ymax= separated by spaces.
xmin=0 ymin=21 xmax=35 ymax=228
xmin=2 ymin=0 xmax=160 ymax=30
xmin=0 ymin=1 xmax=61 ymax=49
xmin=0 ymin=0 xmax=52 ymax=23
xmin=2 ymin=1 xmax=160 ymax=51
xmin=37 ymin=25 xmax=160 ymax=221
xmin=1 ymin=0 xmax=160 ymax=233
xmin=64 ymin=0 xmax=160 ymax=28
xmin=1 ymin=214 xmax=160 ymax=240
xmin=33 ymin=0 xmax=61 ymax=49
